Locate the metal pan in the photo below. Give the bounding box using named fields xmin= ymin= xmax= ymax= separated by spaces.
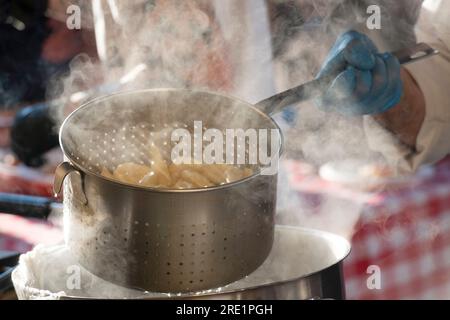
xmin=12 ymin=226 xmax=351 ymax=300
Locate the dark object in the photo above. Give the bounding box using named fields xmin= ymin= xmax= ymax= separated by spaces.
xmin=0 ymin=192 xmax=58 ymax=219
xmin=0 ymin=0 xmax=50 ymax=108
xmin=10 ymin=103 xmax=59 ymax=167
xmin=0 ymin=251 xmax=20 ymax=294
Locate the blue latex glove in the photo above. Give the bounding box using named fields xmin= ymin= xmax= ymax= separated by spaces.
xmin=315 ymin=30 xmax=403 ymax=116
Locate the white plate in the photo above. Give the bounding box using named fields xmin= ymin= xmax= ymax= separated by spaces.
xmin=319 ymin=160 xmax=434 ymax=191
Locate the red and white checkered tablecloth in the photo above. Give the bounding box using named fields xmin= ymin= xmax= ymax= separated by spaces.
xmin=286 ymin=156 xmax=450 ymax=300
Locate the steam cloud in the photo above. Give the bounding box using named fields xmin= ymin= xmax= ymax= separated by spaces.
xmin=49 ymin=0 xmax=414 ymax=234
xmin=43 ymin=0 xmax=423 ymax=295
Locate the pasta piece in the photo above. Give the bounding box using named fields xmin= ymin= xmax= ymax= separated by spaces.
xmin=100 ymin=167 xmax=114 ymax=180
xmin=243 ymin=167 xmax=254 ymax=178
xmin=173 ymin=179 xmax=195 ymax=189
xmin=152 ymin=164 xmax=172 ymax=186
xmin=224 ymin=166 xmax=247 ymax=183
xmin=139 ymin=171 xmax=160 ymax=187
xmin=180 ymin=170 xmax=214 ymax=188
xmin=168 ymin=164 xmax=181 ymax=181
xmin=113 ymin=163 xmax=151 ymax=185
xmin=168 ymin=164 xmax=192 ymax=181
xmin=198 ymin=164 xmax=227 ymax=184
xmin=149 ymin=145 xmax=172 ymax=186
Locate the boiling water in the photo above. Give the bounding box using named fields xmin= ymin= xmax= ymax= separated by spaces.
xmin=12 ymin=226 xmax=349 ymax=299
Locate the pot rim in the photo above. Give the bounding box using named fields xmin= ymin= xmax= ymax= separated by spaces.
xmin=58 ymin=88 xmax=284 ymax=194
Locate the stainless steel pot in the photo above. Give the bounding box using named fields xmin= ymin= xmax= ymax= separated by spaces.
xmin=54 ymin=89 xmax=282 ymax=293
xmin=12 ymin=226 xmax=351 ymax=300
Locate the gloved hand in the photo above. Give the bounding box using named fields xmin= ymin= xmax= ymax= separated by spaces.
xmin=315 ymin=30 xmax=403 ymax=116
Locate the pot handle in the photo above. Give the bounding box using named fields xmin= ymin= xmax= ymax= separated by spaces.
xmin=54 ymin=162 xmax=88 ymax=205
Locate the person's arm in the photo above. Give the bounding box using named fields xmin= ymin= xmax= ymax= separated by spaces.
xmin=313 ymin=30 xmax=438 ymax=173
xmin=372 ymin=68 xmax=425 ymax=149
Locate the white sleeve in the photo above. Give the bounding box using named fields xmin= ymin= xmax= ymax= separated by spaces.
xmin=363 ymin=5 xmax=450 ymax=173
